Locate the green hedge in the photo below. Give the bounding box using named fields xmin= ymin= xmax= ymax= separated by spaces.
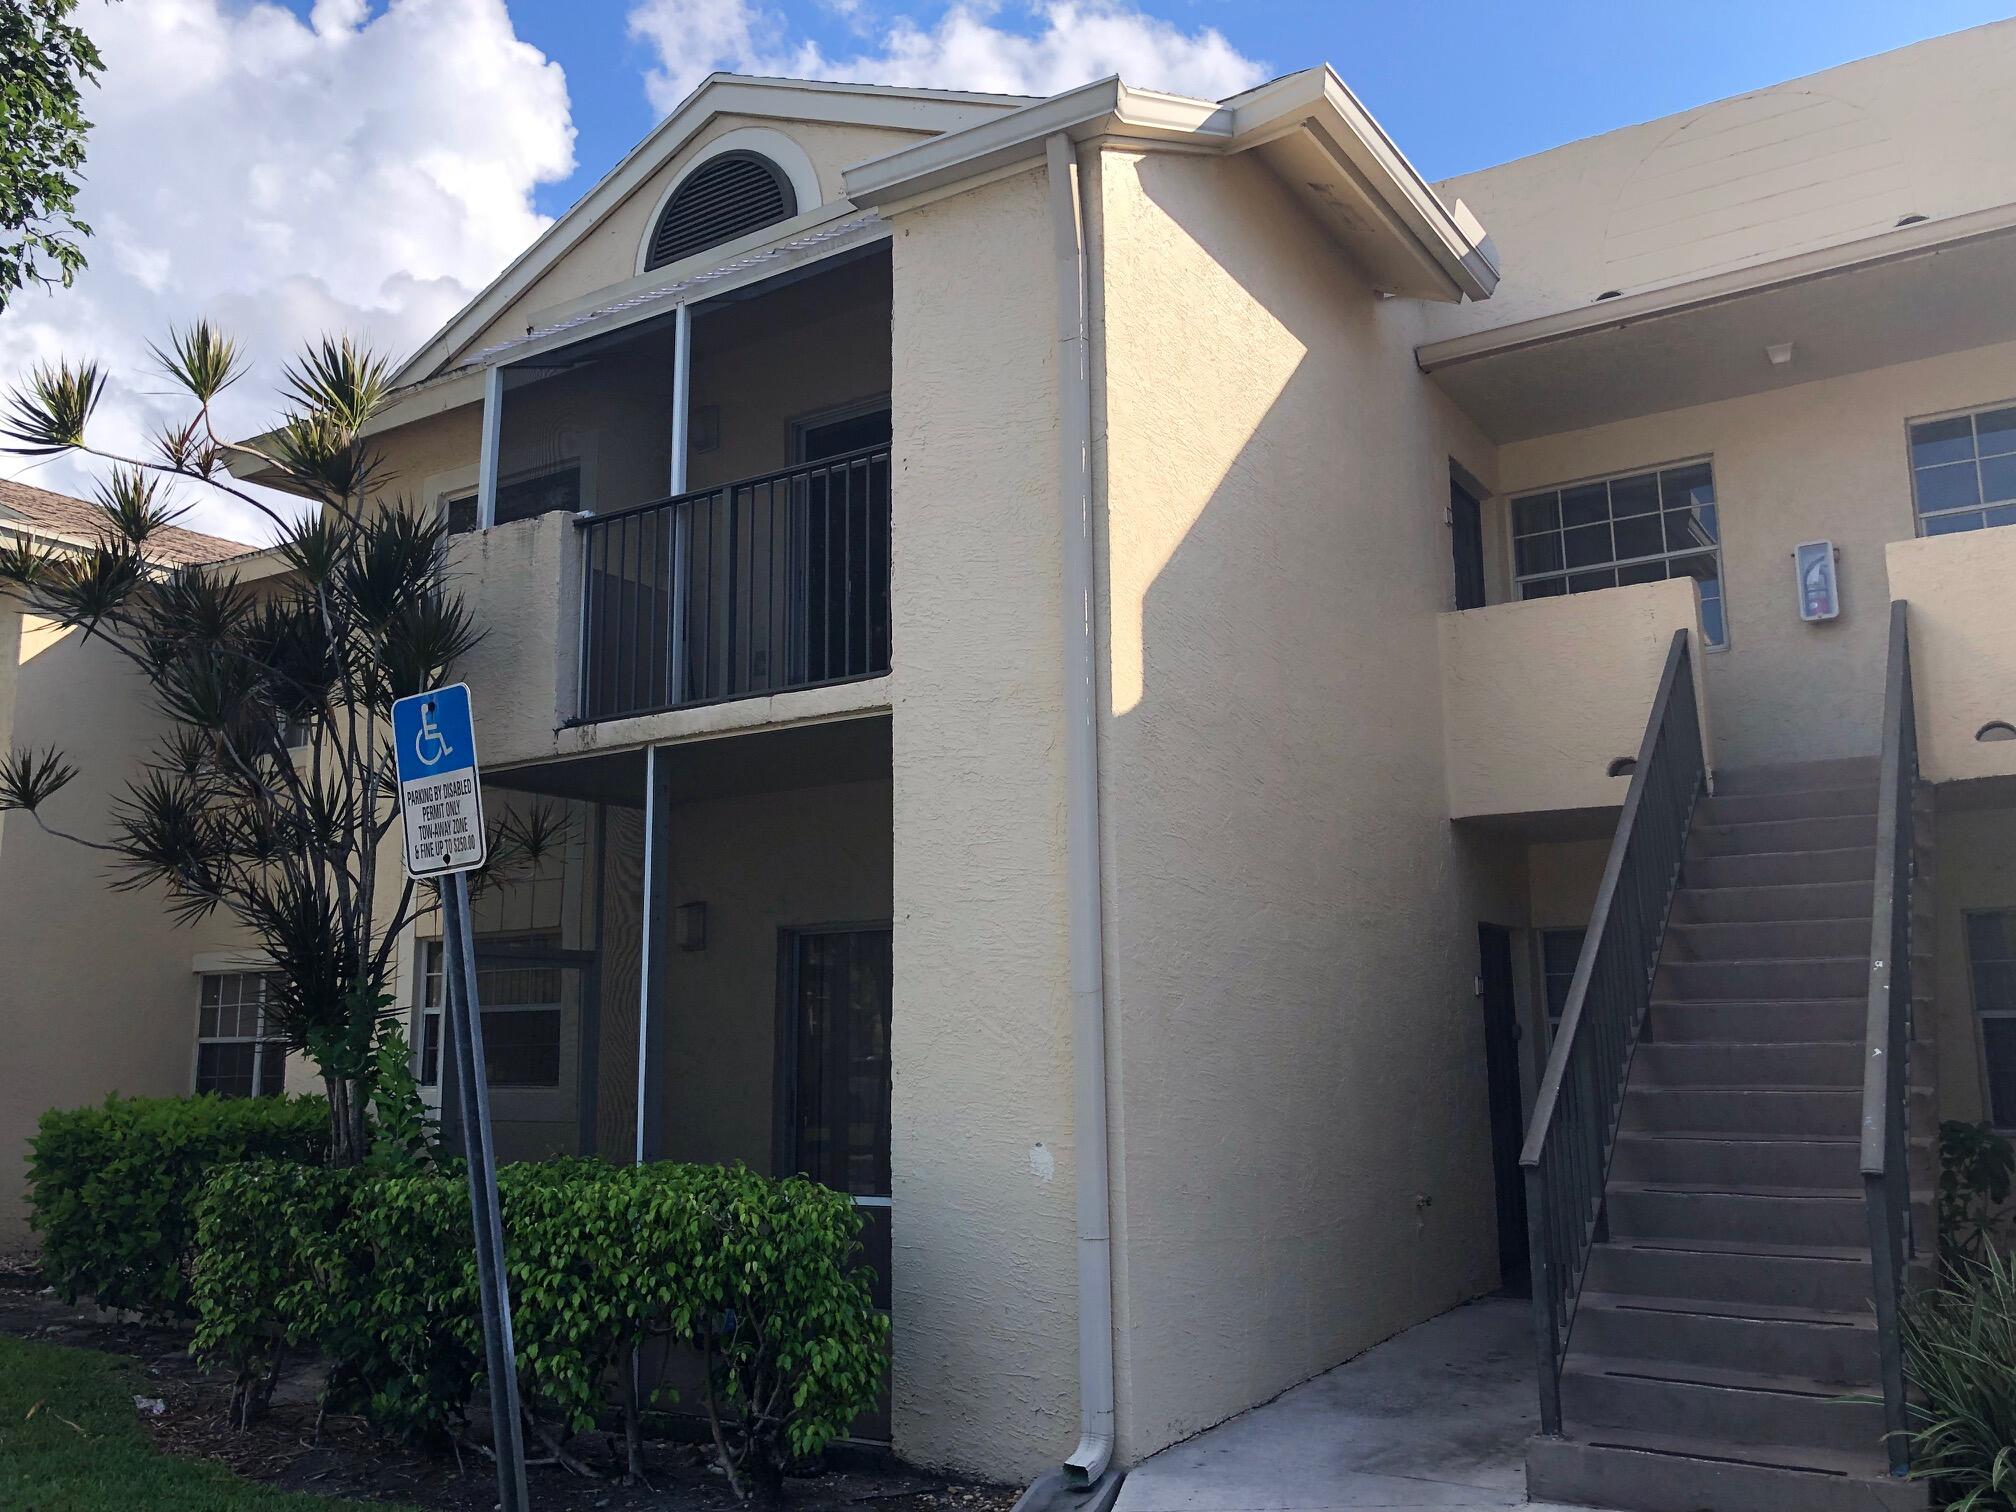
xmin=192 ymin=1159 xmax=887 ymax=1491
xmin=28 ymin=1094 xmax=328 ymax=1319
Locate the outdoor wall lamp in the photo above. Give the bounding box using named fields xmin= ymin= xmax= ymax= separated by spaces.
xmin=675 ymin=901 xmax=707 ymax=951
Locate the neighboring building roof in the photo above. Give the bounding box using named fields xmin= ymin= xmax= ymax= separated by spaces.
xmin=0 ymin=476 xmax=254 ymax=567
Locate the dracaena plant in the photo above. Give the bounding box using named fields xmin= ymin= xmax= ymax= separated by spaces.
xmin=0 ymin=325 xmax=562 ymax=1164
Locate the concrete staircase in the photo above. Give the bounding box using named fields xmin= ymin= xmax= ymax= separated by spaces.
xmin=1527 ymin=757 xmax=1932 ymax=1512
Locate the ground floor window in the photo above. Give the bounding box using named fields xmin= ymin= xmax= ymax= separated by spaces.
xmin=1965 ymin=911 xmax=2016 ymax=1131
xmin=416 ymin=932 xmax=565 ymax=1089
xmin=194 ymin=971 xmax=286 ymax=1098
xmin=1541 ymin=927 xmax=1587 ymax=1034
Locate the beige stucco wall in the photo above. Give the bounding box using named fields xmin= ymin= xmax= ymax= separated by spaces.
xmin=1091 ymin=143 xmax=1521 ymax=1461
xmin=1439 ymin=578 xmax=1709 ymax=820
xmin=0 ymin=622 xmax=262 ymax=1242
xmin=1887 ymin=531 xmax=2016 ymax=785
xmin=1495 ymin=338 xmax=2016 ymax=769
xmin=1428 ymin=18 xmax=2016 ymax=340
xmin=467 ymin=115 xmax=925 ymax=358
xmin=884 ymin=163 xmax=1079 ymax=1478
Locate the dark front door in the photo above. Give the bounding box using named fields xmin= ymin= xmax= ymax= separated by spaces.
xmin=1451 ymin=477 xmax=1487 ymax=611
xmin=778 ymin=926 xmax=893 ymax=1309
xmin=1477 ymin=923 xmax=1530 ymax=1295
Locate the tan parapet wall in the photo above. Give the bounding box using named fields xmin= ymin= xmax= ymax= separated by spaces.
xmin=1887 ymin=530 xmax=2016 ymax=785
xmin=1439 ymin=577 xmax=1711 ymax=821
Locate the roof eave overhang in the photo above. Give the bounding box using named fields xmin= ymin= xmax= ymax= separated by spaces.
xmin=843 ymin=67 xmax=1498 ymax=304
xmin=1415 ymin=198 xmax=2016 ymax=375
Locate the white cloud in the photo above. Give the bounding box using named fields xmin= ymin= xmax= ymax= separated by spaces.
xmin=0 ymin=0 xmax=575 ymax=542
xmin=629 ymin=0 xmax=1268 ymax=118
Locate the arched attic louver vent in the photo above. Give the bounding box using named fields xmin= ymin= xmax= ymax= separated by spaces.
xmin=644 ymin=152 xmax=797 ymax=271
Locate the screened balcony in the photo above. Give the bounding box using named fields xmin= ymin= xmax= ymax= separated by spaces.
xmin=576 ymin=444 xmax=891 ymax=723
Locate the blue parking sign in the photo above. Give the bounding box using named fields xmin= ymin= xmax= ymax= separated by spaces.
xmin=392 ymin=684 xmax=486 ymax=878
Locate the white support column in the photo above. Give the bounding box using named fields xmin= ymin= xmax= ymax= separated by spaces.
xmin=476 ymin=365 xmax=504 ymax=530
xmin=633 ymin=745 xmax=657 ymax=1165
xmin=669 ymin=304 xmax=692 ymax=495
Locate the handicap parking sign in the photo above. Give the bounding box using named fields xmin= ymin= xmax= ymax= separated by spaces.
xmin=392 ymin=683 xmax=487 ymax=879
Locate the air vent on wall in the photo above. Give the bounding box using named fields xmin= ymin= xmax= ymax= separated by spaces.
xmin=645 ymin=152 xmax=796 ymax=272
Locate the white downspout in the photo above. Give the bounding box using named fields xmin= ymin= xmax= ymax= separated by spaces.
xmin=1045 ymin=130 xmax=1117 ymax=1491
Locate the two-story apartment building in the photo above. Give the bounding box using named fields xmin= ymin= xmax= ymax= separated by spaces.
xmin=8 ymin=17 xmax=2016 ymax=1511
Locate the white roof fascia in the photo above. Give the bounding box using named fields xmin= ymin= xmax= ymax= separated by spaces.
xmin=844 ymin=67 xmax=1497 ymax=303
xmin=395 ymin=74 xmax=1029 ymax=387
xmin=1416 ymin=198 xmax=2016 ymax=373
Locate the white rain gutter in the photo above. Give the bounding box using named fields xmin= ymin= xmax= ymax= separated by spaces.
xmin=1045 ymin=131 xmax=1118 ymax=1492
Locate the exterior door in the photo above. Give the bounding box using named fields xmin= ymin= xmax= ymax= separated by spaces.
xmin=1450 ymin=476 xmax=1487 ymax=611
xmin=777 ymin=926 xmax=893 ymax=1309
xmin=1477 ymin=923 xmax=1530 ymax=1295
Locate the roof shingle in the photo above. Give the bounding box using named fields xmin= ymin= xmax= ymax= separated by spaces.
xmin=0 ymin=476 xmax=253 ymax=568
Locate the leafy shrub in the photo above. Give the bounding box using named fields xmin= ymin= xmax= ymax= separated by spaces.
xmin=1941 ymin=1120 xmax=2016 ymax=1270
xmin=29 ymin=1094 xmax=327 ymax=1318
xmin=190 ymin=1158 xmax=887 ymax=1490
xmin=1905 ymin=1245 xmax=2016 ymax=1510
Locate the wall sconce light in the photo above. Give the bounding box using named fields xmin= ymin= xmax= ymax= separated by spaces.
xmin=1765 ymin=342 xmax=1794 ymax=366
xmin=1608 ymin=757 xmax=1638 ymax=778
xmin=675 ymin=901 xmax=707 ymax=952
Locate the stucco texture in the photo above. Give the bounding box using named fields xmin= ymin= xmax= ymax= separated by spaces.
xmin=884 ymin=164 xmax=1080 ymax=1479
xmin=1887 ymin=531 xmax=2016 ymax=785
xmin=1439 ymin=578 xmax=1709 ymax=820
xmin=1091 ymin=145 xmax=1516 ymax=1462
xmin=1495 ymin=339 xmax=2016 ymax=769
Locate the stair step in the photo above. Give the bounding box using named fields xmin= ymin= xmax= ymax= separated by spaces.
xmin=1559 ymin=1356 xmax=1883 ymax=1453
xmin=1527 ymin=1430 xmax=1924 ymax=1512
xmin=1663 ymin=918 xmax=1872 ymax=961
xmin=1646 ymin=997 xmax=1866 ymax=1043
xmin=1607 ymin=1185 xmax=1877 ymax=1248
xmin=1622 ymin=1086 xmax=1862 ymax=1137
xmin=1700 ymin=786 xmax=1883 ymax=824
xmin=1613 ymin=1133 xmax=1862 ymax=1188
xmin=1671 ymin=880 xmax=1874 ymax=924
xmin=1656 ymin=957 xmax=1870 ymax=1001
xmin=1686 ymin=846 xmax=1877 ymax=888
xmin=1572 ymin=1294 xmax=1878 ymax=1384
xmin=1632 ymin=1041 xmax=1865 ymax=1087
xmin=1712 ymin=758 xmax=1881 ymax=795
xmin=1585 ymin=1239 xmax=1873 ymax=1311
xmin=1690 ymin=814 xmax=1878 ymax=857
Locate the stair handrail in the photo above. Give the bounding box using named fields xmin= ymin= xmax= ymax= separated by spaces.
xmin=1521 ymin=628 xmax=1706 ymax=1436
xmin=1861 ymin=598 xmax=1917 ymax=1479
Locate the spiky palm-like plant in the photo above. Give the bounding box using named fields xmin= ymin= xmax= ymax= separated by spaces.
xmin=0 ymin=325 xmax=554 ymax=1164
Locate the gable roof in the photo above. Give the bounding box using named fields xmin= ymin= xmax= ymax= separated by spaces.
xmin=0 ymin=477 xmax=254 ymax=567
xmin=393 ymin=73 xmax=1032 ymax=387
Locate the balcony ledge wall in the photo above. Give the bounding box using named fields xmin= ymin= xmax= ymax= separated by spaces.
xmin=1888 ymin=529 xmax=2016 ymax=786
xmin=1439 ymin=576 xmax=1712 ymax=821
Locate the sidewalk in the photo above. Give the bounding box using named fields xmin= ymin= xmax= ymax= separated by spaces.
xmin=1114 ymin=1297 xmax=1602 ymax=1511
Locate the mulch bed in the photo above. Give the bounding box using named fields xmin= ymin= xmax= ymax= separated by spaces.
xmin=0 ymin=1270 xmax=1017 ymax=1512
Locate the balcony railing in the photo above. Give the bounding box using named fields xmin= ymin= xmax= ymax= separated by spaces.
xmin=575 ymin=446 xmax=891 ymax=724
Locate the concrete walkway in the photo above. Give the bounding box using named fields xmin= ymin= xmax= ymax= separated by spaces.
xmin=1114 ymin=1297 xmax=1605 ymax=1512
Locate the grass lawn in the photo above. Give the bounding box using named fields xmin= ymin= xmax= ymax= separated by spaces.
xmin=0 ymin=1332 xmax=419 ymax=1512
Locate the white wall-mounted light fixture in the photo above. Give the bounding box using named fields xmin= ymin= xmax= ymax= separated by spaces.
xmin=1765 ymin=342 xmax=1795 ymax=366
xmin=1794 ymin=540 xmax=1841 ymax=622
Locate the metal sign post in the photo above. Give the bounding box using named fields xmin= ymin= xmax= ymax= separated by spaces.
xmin=392 ymin=684 xmax=529 ymax=1512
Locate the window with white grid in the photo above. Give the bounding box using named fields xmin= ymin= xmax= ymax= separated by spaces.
xmin=194 ymin=972 xmax=286 ymax=1098
xmin=1511 ymin=460 xmax=1726 ymax=647
xmin=416 ymin=933 xmax=564 ymax=1089
xmin=1909 ymin=404 xmax=2016 ymax=536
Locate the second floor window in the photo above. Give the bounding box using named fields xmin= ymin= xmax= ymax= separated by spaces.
xmin=445 ymin=462 xmax=583 ymax=535
xmin=1909 ymin=404 xmax=2016 ymax=536
xmin=1511 ymin=460 xmax=1726 ymax=647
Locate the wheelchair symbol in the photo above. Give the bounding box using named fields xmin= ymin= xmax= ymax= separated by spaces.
xmin=413 ymin=700 xmax=454 ymax=768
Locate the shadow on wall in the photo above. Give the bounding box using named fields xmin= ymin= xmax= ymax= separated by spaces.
xmin=1091 ymin=150 xmax=1518 ymax=1456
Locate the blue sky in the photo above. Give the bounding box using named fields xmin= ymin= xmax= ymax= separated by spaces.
xmin=294 ymin=0 xmax=2012 ymax=218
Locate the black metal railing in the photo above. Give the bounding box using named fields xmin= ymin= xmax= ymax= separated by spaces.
xmin=1862 ymin=599 xmax=1919 ymax=1479
xmin=1522 ymin=629 xmax=1706 ymax=1435
xmin=575 ymin=445 xmax=891 ymax=723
